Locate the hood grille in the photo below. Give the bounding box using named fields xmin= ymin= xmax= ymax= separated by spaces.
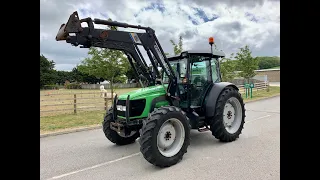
xmin=116 ymin=99 xmax=146 ymax=118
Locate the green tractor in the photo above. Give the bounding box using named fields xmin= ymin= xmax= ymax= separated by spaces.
xmin=56 ymin=11 xmax=246 ymax=167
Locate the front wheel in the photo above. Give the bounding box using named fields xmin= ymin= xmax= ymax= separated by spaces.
xmin=102 ymin=108 xmax=140 ymax=145
xmin=209 ymin=87 xmax=246 ymax=142
xmin=139 ymin=106 xmax=190 ymax=167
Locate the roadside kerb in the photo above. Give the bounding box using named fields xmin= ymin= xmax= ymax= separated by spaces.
xmin=40 ymin=125 xmax=102 ymax=138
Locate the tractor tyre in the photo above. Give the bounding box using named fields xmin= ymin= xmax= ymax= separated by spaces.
xmin=102 ymin=108 xmax=139 ymax=145
xmin=139 ymin=106 xmax=190 ymax=167
xmin=209 ymin=87 xmax=245 ymax=142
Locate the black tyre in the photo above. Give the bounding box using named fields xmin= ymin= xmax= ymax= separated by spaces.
xmin=139 ymin=106 xmax=190 ymax=167
xmin=102 ymin=108 xmax=140 ymax=145
xmin=209 ymin=87 xmax=245 ymax=142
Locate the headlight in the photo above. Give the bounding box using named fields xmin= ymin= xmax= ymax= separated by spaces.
xmin=117 ymin=105 xmax=126 ymax=111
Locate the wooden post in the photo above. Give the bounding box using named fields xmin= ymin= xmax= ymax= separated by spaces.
xmin=104 ymin=92 xmax=107 ymax=110
xmin=74 ymin=94 xmax=77 ymax=114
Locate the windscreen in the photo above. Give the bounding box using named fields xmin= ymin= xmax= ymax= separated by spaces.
xmin=162 ymin=58 xmax=187 ymax=84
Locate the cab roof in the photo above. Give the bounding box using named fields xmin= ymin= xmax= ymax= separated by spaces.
xmin=166 ymin=49 xmax=225 ymax=61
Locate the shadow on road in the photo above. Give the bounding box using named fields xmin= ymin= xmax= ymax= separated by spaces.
xmin=101 ymin=130 xmax=225 ymax=152
xmin=189 ymin=130 xmax=223 ymax=147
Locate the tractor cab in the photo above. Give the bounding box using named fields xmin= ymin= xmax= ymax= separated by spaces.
xmin=163 ymin=50 xmax=225 ymax=109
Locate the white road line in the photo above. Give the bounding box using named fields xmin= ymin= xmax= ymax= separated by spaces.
xmin=46 ymin=152 xmax=140 ymax=180
xmin=246 ymin=109 xmax=280 ymax=114
xmin=246 ymin=115 xmax=272 ymax=123
xmin=46 ymin=115 xmax=273 ymax=180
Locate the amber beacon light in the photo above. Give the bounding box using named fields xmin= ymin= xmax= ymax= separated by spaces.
xmin=209 ymin=37 xmax=214 ymax=45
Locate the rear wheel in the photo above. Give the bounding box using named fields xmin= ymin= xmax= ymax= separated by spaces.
xmin=209 ymin=87 xmax=245 ymax=142
xmin=139 ymin=106 xmax=190 ymax=167
xmin=102 ymin=108 xmax=139 ymax=145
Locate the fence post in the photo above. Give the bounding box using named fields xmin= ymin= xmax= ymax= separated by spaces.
xmin=74 ymin=94 xmax=77 ymax=114
xmin=104 ymin=92 xmax=107 ymax=110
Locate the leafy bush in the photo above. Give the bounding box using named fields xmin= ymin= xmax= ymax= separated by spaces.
xmin=43 ymin=84 xmax=59 ymax=90
xmin=66 ymin=83 xmax=82 ymax=89
xmin=257 ymin=56 xmax=280 ymax=69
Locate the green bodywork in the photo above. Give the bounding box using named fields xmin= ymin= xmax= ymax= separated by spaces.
xmin=116 ymin=56 xmax=219 ymax=121
xmin=116 ymin=63 xmax=211 ymax=120
xmin=117 ymin=84 xmax=170 ymax=119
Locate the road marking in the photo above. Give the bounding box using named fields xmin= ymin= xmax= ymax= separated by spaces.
xmin=46 ymin=152 xmax=140 ymax=180
xmin=246 ymin=109 xmax=280 ymax=114
xmin=246 ymin=115 xmax=272 ymax=123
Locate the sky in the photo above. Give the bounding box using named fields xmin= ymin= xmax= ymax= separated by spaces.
xmin=40 ymin=0 xmax=280 ymax=71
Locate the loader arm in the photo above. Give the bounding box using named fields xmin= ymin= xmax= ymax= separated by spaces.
xmin=56 ymin=11 xmax=178 ymax=98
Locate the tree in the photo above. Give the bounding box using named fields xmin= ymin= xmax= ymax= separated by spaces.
xmin=70 ymin=67 xmax=83 ymax=82
xmin=40 ymin=54 xmax=56 ymax=88
xmin=170 ymin=36 xmax=183 ymax=55
xmin=77 ymin=18 xmax=129 ymax=99
xmin=78 ymin=47 xmax=128 ymax=98
xmin=54 ymin=70 xmax=71 ymax=85
xmin=235 ymin=45 xmax=259 ymax=83
xmin=125 ymin=65 xmax=136 ymax=82
xmin=257 ymin=56 xmax=280 ymax=69
xmin=220 ymin=53 xmax=237 ymax=82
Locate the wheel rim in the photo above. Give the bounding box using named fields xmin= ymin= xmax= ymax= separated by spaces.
xmin=157 ymin=118 xmax=185 ymax=157
xmin=223 ymin=97 xmax=243 ymax=134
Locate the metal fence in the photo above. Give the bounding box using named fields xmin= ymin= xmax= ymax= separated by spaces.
xmin=237 ymin=81 xmax=269 ymax=94
xmin=40 ymin=82 xmax=269 ymax=117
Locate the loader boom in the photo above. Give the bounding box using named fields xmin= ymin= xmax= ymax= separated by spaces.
xmin=56 ymin=11 xmax=178 ymax=99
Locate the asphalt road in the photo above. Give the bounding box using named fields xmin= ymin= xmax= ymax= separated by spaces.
xmin=40 ymin=96 xmax=280 ymax=180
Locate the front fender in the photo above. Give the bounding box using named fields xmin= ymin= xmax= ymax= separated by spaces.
xmin=205 ymin=82 xmax=239 ymax=117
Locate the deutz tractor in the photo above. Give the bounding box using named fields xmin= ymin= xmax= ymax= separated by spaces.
xmin=56 ymin=11 xmax=245 ymax=167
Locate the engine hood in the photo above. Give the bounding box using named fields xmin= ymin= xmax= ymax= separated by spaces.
xmin=118 ymin=84 xmax=168 ymax=100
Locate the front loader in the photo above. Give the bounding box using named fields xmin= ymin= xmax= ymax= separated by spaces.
xmin=55 ymin=11 xmax=246 ymax=167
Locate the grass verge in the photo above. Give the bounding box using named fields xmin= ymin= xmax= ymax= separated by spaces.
xmin=40 ymin=111 xmax=105 ymax=134
xmin=241 ymin=86 xmax=280 ymax=102
xmin=40 ymin=86 xmax=280 ymax=135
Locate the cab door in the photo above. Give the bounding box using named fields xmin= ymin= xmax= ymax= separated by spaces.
xmin=189 ymin=56 xmax=220 ymax=107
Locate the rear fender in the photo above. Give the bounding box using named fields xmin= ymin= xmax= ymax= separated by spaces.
xmin=205 ymin=82 xmax=239 ymax=117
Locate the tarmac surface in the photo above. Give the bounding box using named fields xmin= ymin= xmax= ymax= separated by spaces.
xmin=40 ymin=96 xmax=280 ymax=180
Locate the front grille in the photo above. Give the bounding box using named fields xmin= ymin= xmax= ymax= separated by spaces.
xmin=116 ymin=99 xmax=146 ymax=118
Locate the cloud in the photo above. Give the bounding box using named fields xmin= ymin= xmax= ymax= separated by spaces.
xmin=40 ymin=0 xmax=280 ymax=71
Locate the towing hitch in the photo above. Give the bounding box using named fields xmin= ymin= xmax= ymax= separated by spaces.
xmin=110 ymin=122 xmax=124 ymax=134
xmin=110 ymin=121 xmax=135 ymax=137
